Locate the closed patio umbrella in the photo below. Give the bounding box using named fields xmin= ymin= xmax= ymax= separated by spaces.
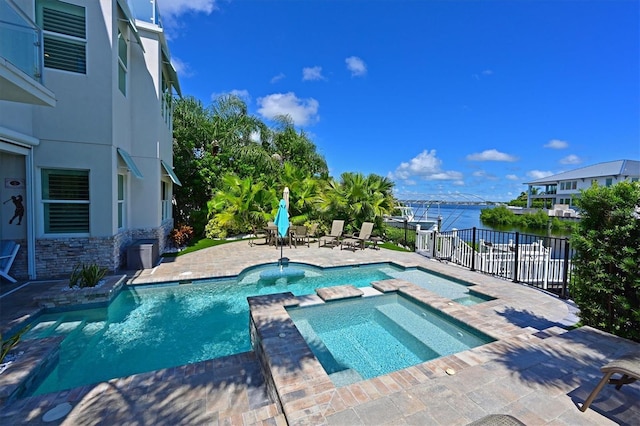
xmin=274 ymin=199 xmax=290 ymax=264
xmin=283 ymin=186 xmax=290 ymax=211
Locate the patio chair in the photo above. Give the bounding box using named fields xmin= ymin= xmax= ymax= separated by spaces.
xmin=579 ymin=351 xmax=640 ymax=412
xmin=319 ymin=220 xmax=344 ymax=248
xmin=0 ymin=240 xmax=20 ymax=283
xmin=341 ymin=222 xmax=374 ymax=251
xmin=306 ymin=223 xmax=319 ymax=242
xmin=290 ymin=225 xmax=310 ymax=247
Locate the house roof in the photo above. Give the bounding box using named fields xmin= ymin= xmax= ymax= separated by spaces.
xmin=525 ymin=159 xmax=640 ymax=185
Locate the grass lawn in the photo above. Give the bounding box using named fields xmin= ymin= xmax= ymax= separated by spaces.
xmin=162 ymin=238 xmax=244 ymax=257
xmin=164 ymin=234 xmax=411 ymax=257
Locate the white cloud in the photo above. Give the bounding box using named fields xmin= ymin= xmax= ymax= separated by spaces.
xmin=544 ymin=139 xmax=568 ymax=149
xmin=159 ymin=0 xmax=216 ymax=21
xmin=473 ymin=69 xmax=494 ymax=80
xmin=466 ymin=149 xmax=517 ymax=162
xmin=257 ymin=92 xmax=319 ymax=126
xmin=171 ymin=57 xmax=192 ymax=78
xmin=211 ymin=89 xmax=251 ymax=103
xmin=527 ymin=170 xmax=554 ymax=179
xmin=390 ymin=150 xmax=463 ymax=182
xmin=302 ymin=66 xmax=326 ymax=81
xmin=505 ymin=174 xmax=520 ymax=181
xmin=560 ymin=154 xmax=582 ymax=165
xmin=345 ymin=56 xmax=367 ymax=77
xmin=270 ymin=73 xmax=285 ymax=84
xmin=472 ymin=170 xmax=498 ymax=180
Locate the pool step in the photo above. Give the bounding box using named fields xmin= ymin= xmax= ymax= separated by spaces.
xmin=293 ymin=319 xmax=347 ymax=375
xmin=375 ymin=303 xmax=471 ymax=357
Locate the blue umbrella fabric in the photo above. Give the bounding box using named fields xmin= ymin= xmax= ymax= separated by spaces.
xmin=274 ymin=199 xmax=290 ymax=262
xmin=274 ymin=199 xmax=290 ymax=238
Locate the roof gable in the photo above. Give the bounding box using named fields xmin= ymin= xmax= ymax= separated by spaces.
xmin=526 ymin=160 xmax=640 ymax=184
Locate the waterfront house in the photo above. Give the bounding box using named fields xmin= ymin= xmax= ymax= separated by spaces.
xmin=0 ymin=0 xmax=181 ymax=280
xmin=524 ymin=159 xmax=640 ymax=212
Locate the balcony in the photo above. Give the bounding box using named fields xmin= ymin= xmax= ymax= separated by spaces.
xmin=0 ymin=0 xmax=55 ymax=106
xmin=128 ymin=0 xmax=163 ymax=28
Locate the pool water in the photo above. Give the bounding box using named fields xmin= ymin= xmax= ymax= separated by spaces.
xmin=377 ymin=266 xmax=494 ymax=304
xmin=23 ymin=262 xmax=488 ymax=396
xmin=288 ymin=294 xmax=494 ymax=386
xmin=26 ymin=263 xmax=390 ymax=395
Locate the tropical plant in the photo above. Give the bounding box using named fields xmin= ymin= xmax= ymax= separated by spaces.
xmin=278 ymin=163 xmax=322 ymax=225
xmin=1 ymin=325 xmax=31 ymax=364
xmin=267 ymin=116 xmax=328 ymax=178
xmin=69 ymin=263 xmax=108 ymax=288
xmin=570 ymin=181 xmax=640 ymax=342
xmin=171 ymin=96 xmax=330 ymax=237
xmin=169 ymin=224 xmax=195 ymax=247
xmin=206 ymin=173 xmax=277 ymax=238
xmin=316 ymin=172 xmax=395 ymax=233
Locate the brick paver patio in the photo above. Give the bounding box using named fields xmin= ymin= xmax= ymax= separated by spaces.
xmin=0 ymin=239 xmax=638 ymax=425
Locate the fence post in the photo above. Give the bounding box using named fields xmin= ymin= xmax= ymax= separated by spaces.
xmin=513 ymin=232 xmax=520 ymax=283
xmin=471 ymin=227 xmax=476 ymax=272
xmin=404 ymin=219 xmax=408 ymax=248
xmin=561 ymin=240 xmax=570 ymax=299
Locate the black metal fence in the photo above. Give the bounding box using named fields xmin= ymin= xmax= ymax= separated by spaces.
xmin=424 ymin=227 xmax=572 ymax=298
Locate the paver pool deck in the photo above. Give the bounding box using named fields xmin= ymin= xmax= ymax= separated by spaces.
xmin=0 ymin=240 xmax=638 ymax=425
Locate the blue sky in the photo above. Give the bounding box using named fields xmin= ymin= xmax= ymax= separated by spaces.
xmin=160 ymin=0 xmax=639 ymax=202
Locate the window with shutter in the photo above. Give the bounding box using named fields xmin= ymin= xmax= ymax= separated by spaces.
xmin=42 ymin=169 xmax=90 ymax=233
xmin=37 ymin=0 xmax=86 ymax=73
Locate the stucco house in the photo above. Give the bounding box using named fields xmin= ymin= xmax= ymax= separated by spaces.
xmin=0 ymin=0 xmax=181 ymax=280
xmin=524 ymin=159 xmax=640 ymax=211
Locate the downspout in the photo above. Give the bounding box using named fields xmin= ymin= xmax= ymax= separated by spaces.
xmin=25 ymin=150 xmax=36 ymax=279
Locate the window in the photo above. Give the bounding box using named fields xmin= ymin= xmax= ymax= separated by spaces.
xmin=37 ymin=0 xmax=86 ymax=74
xmin=161 ymin=73 xmax=173 ymax=128
xmin=605 ymin=178 xmax=613 ymax=187
xmin=118 ymin=28 xmax=128 ymax=95
xmin=560 ymin=182 xmax=565 ymax=190
xmin=118 ymin=174 xmax=125 ymax=229
xmin=571 ymin=181 xmax=577 ymax=190
xmin=161 ymin=181 xmax=171 ymax=221
xmin=42 ymin=169 xmax=89 ymax=233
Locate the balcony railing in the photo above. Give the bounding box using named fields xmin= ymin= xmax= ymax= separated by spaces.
xmin=0 ymin=0 xmax=43 ymax=83
xmin=128 ymin=0 xmax=163 ymax=28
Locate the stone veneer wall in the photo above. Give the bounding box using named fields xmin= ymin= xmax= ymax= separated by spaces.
xmin=33 ymin=219 xmax=174 ymax=279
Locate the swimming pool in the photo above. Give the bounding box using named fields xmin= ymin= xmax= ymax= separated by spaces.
xmin=288 ymin=293 xmax=494 ymax=386
xmin=22 ymin=262 xmax=489 ymax=396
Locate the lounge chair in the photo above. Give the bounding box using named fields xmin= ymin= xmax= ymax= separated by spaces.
xmin=319 ymin=220 xmax=344 ymax=248
xmin=579 ymin=351 xmax=640 ymax=412
xmin=341 ymin=222 xmax=374 ymax=251
xmin=0 ymin=240 xmax=20 ymax=283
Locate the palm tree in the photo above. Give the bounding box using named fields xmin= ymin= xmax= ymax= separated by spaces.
xmin=316 ymin=172 xmax=395 ymax=233
xmin=207 ymin=174 xmax=277 ymax=238
xmin=278 ymin=163 xmax=322 ymax=224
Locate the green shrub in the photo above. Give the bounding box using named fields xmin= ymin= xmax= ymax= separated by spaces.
xmin=570 ymin=181 xmax=640 ymax=342
xmin=69 ymin=263 xmax=108 ymax=288
xmin=480 ymin=206 xmax=515 ymax=225
xmin=383 ymin=225 xmax=416 ymax=250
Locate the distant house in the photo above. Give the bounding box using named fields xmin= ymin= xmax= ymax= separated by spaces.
xmin=524 ymin=159 xmax=640 ymax=210
xmin=0 ymin=0 xmax=181 ymax=280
